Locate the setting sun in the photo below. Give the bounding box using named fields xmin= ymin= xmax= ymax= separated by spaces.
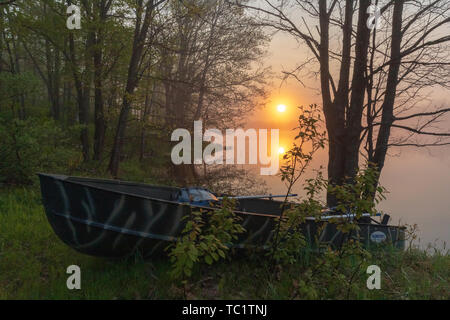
xmin=277 ymin=104 xmax=287 ymax=113
xmin=278 ymin=147 xmax=285 ymax=155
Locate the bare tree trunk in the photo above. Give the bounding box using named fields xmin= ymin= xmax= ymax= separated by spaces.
xmin=45 ymin=41 xmax=61 ymax=121
xmin=69 ymin=30 xmax=93 ymax=162
xmin=92 ymin=1 xmax=109 ymax=161
xmin=53 ymin=46 xmax=61 ymax=120
xmin=93 ymin=45 xmax=105 ymax=161
xmin=318 ymin=0 xmax=371 ymax=206
xmin=323 ymin=0 xmax=353 ymax=206
xmin=139 ymin=80 xmax=156 ymax=162
xmin=373 ymin=0 xmax=405 ymax=174
xmin=343 ymin=0 xmax=371 ymax=181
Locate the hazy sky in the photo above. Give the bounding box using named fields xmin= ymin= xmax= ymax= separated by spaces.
xmin=243 ymin=25 xmax=450 ymax=250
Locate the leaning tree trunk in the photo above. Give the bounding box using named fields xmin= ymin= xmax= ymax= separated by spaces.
xmin=372 ymin=0 xmax=405 ymax=183
xmin=109 ymin=1 xmax=156 ymax=177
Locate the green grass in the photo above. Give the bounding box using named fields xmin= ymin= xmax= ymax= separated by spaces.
xmin=0 ymin=188 xmax=448 ymax=300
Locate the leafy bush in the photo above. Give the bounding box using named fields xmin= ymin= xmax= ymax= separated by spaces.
xmin=269 ymin=164 xmax=388 ymax=272
xmin=0 ymin=117 xmax=79 ymax=185
xmin=0 ymin=72 xmax=39 ymax=104
xmin=167 ymin=198 xmax=245 ymax=283
xmin=328 ymin=165 xmax=387 ymax=218
xmin=268 ymin=177 xmax=325 ymax=266
xmin=270 ymin=104 xmax=326 ymax=267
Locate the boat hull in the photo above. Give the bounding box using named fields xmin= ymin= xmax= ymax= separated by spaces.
xmin=38 ymin=174 xmax=405 ymax=259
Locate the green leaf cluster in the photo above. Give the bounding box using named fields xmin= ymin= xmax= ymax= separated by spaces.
xmin=167 ymin=197 xmax=245 ymax=282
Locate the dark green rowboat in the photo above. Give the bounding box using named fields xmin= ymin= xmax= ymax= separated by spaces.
xmin=38 ymin=173 xmax=405 ymax=258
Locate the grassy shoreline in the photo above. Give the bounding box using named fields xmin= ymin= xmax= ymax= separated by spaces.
xmin=0 ymin=188 xmax=448 ymax=300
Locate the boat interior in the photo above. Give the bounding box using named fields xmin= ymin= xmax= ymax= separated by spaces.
xmin=236 ymin=198 xmax=285 ymax=216
xmin=67 ymin=176 xmax=181 ymax=201
xmin=65 ymin=175 xmax=284 ymax=215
